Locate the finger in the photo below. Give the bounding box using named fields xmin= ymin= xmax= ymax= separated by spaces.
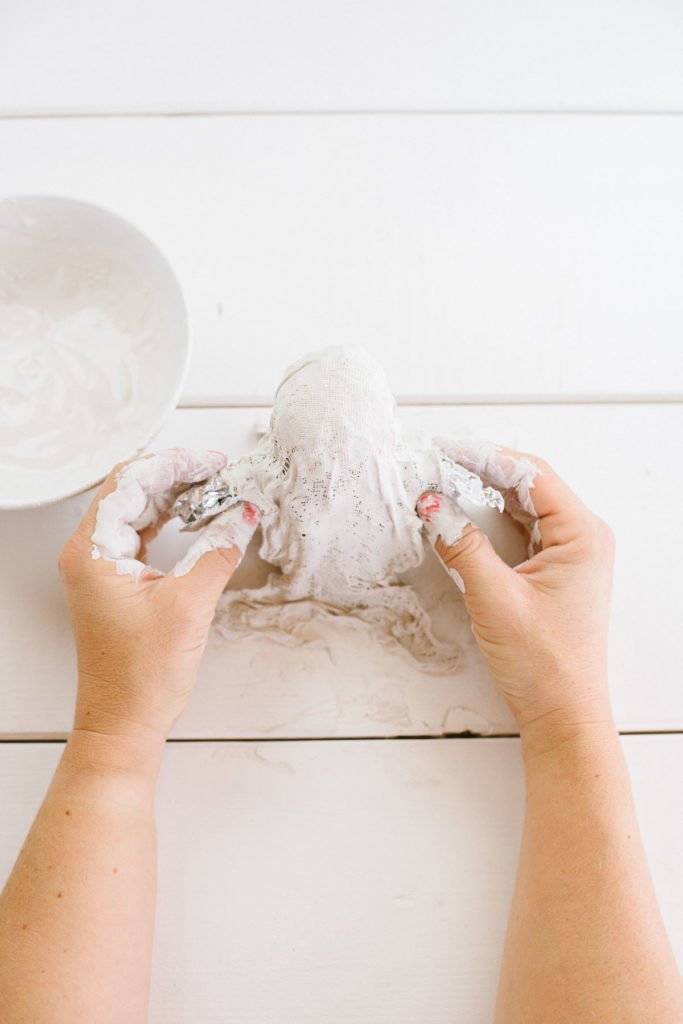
xmin=416 ymin=491 xmax=511 ymax=597
xmin=172 ymin=500 xmax=263 ymax=603
xmin=78 ymin=449 xmax=221 ymax=546
xmin=75 ymin=454 xmax=151 ymax=547
xmin=492 ymin=445 xmax=593 ymax=551
xmin=434 ymin=436 xmax=539 ymax=519
xmin=128 ymin=448 xmax=228 ymax=532
xmin=434 ymin=435 xmax=543 ymax=557
xmin=89 ymin=449 xmax=227 ymax=565
xmin=434 ymin=437 xmax=589 ymax=553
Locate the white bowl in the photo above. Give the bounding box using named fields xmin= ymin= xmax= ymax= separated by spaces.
xmin=0 ymin=195 xmax=190 ymax=508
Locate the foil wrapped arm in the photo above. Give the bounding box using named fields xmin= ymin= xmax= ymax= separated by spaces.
xmin=172 ymin=472 xmax=245 ymax=529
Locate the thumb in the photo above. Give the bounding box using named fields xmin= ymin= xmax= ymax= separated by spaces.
xmin=416 ymin=491 xmax=509 ymax=598
xmin=171 ymin=501 xmax=263 ymax=603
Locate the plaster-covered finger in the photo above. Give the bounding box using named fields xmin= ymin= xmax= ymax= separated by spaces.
xmin=127 ymin=448 xmax=228 ymax=530
xmin=416 ymin=491 xmax=472 ymax=592
xmin=173 ymin=500 xmax=263 ymax=578
xmin=417 ymin=491 xmax=472 ymax=549
xmin=433 ymin=437 xmax=543 ymax=556
xmin=433 ymin=437 xmax=541 ymax=518
xmin=91 ymin=448 xmax=227 ymax=573
xmin=437 ymin=438 xmax=602 ymax=558
xmin=417 ymin=490 xmax=511 ymax=598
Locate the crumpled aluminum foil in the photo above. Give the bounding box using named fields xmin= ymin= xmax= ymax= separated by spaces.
xmin=171 ymin=473 xmax=244 ymax=531
xmin=437 ymin=452 xmax=506 ymax=513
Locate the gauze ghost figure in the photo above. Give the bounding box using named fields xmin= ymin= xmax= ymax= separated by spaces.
xmin=167 ymin=345 xmax=542 ymax=673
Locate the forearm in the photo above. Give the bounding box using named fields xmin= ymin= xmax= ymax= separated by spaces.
xmin=495 ymin=709 xmax=683 ymax=1023
xmin=0 ymin=727 xmax=164 ymax=1024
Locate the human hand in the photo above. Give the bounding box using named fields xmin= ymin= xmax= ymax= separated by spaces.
xmin=58 ymin=450 xmax=262 ymax=751
xmin=417 ymin=447 xmax=616 ymax=743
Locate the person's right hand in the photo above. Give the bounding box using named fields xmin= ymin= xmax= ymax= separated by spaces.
xmin=416 ymin=448 xmax=616 ymax=745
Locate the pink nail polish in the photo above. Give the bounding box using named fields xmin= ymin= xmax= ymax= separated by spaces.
xmin=416 ymin=492 xmax=442 ymax=522
xmin=241 ymin=501 xmax=262 ymax=526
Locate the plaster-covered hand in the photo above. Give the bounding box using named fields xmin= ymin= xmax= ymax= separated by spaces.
xmin=59 ymin=450 xmax=261 ymax=744
xmin=417 ymin=447 xmax=616 ymax=737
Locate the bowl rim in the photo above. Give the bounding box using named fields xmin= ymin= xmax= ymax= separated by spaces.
xmin=0 ymin=192 xmax=192 ymax=510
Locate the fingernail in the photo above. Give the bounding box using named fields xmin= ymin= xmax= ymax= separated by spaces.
xmin=416 ymin=491 xmax=442 ymax=522
xmin=240 ymin=501 xmax=263 ymax=527
xmin=513 ymin=560 xmax=528 ymax=570
xmin=417 ymin=491 xmax=471 ymax=549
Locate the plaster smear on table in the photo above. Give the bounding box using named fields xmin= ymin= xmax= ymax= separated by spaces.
xmin=168 ymin=345 xmax=542 ymax=674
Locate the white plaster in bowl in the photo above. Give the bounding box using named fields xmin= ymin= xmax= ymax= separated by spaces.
xmin=0 ymin=195 xmax=189 ymax=508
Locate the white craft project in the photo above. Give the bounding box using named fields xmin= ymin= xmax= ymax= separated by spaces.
xmin=92 ymin=346 xmax=541 ymax=671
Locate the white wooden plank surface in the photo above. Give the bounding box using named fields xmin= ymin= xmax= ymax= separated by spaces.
xmin=2 ymin=115 xmax=683 ymax=401
xmin=1 ymin=403 xmax=680 ymax=739
xmin=2 ymin=2 xmax=683 ymax=114
xmin=0 ymin=736 xmax=681 ymax=1022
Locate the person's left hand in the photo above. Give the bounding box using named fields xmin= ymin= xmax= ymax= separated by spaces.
xmin=58 ymin=450 xmax=261 ymax=746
